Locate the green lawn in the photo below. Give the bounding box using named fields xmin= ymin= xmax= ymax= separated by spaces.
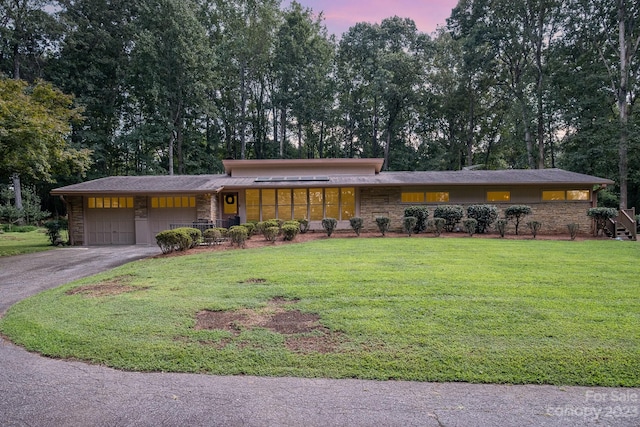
xmin=0 ymin=229 xmax=53 ymax=256
xmin=1 ymin=237 xmax=638 ymax=386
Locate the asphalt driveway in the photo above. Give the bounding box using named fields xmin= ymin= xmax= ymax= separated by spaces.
xmin=0 ymin=246 xmax=638 ymax=426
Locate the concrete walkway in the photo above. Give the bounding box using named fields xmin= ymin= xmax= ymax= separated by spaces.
xmin=1 ymin=246 xmax=638 ymax=426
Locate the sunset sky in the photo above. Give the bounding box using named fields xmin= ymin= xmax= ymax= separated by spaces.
xmin=281 ymin=0 xmax=459 ymax=36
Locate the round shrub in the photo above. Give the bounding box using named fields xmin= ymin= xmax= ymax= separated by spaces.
xmin=282 ymin=221 xmax=300 ymax=241
xmin=504 ymin=205 xmax=533 ymax=235
xmin=172 ymin=227 xmax=202 ymax=248
xmin=229 ymin=225 xmax=248 ymax=247
xmin=297 ymin=218 xmax=310 ymax=233
xmin=241 ymin=222 xmax=256 ymax=237
xmin=463 ymin=218 xmax=478 ymax=237
xmin=467 ymin=205 xmax=498 ymax=233
xmin=403 ymin=206 xmax=429 ymax=233
xmin=433 ymin=205 xmax=463 ymax=232
xmin=587 ymin=207 xmax=617 ymax=236
xmin=264 ymin=226 xmax=280 ymax=242
xmin=428 ymin=217 xmax=446 ymax=237
xmin=257 ymin=219 xmax=280 ymax=238
xmin=495 ymin=219 xmax=508 ymax=238
xmin=527 ymin=220 xmax=542 ymax=238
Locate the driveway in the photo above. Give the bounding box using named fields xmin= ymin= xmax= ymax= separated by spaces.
xmin=1 ymin=246 xmax=638 ymax=426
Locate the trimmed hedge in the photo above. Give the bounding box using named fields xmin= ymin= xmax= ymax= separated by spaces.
xmin=467 ymin=205 xmax=498 ymax=233
xmin=504 ymin=205 xmax=532 ymax=235
xmin=322 ymin=218 xmax=338 ymax=237
xmin=375 ymin=216 xmax=390 ymax=236
xmin=434 ymin=205 xmax=463 ymax=232
xmin=349 ymin=217 xmax=364 ymax=236
xmin=155 ymin=228 xmax=199 ymax=254
xmin=282 ymin=220 xmax=300 ymax=241
xmin=403 ymin=206 xmax=429 ymax=233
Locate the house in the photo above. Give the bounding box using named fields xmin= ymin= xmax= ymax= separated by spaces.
xmin=51 ymin=158 xmax=617 ymax=245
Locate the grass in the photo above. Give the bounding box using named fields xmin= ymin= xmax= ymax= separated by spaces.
xmin=0 ymin=229 xmax=53 ymax=256
xmin=1 ymin=237 xmax=639 ymax=386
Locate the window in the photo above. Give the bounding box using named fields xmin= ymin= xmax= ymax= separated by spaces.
xmin=487 ymin=191 xmax=511 ymax=202
xmin=150 ymin=196 xmax=195 ymax=208
xmin=542 ymin=190 xmax=590 ymax=201
xmin=88 ymin=196 xmax=133 ymax=209
xmin=567 ymin=190 xmax=590 ymax=201
xmin=426 ymin=192 xmax=450 ymax=203
xmin=542 ymin=190 xmax=566 ymax=201
xmin=245 ymin=187 xmax=355 ymax=222
xmin=401 ymin=191 xmax=450 ymax=203
xmin=401 ymin=192 xmax=424 ymax=203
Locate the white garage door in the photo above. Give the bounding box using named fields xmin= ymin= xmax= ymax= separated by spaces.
xmin=86 ymin=208 xmax=135 ymax=245
xmin=148 ymin=207 xmax=198 ymax=238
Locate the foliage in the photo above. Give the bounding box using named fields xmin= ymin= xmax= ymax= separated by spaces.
xmin=228 ymin=225 xmax=248 ymax=247
xmin=349 ymin=217 xmax=364 ymax=236
xmin=0 ymin=224 xmax=37 ymax=233
xmin=297 ymin=218 xmax=310 ymax=234
xmin=263 ymin=226 xmax=279 ymax=243
xmin=402 ymin=216 xmax=417 ymax=236
xmin=257 ymin=220 xmax=280 ymax=238
xmin=375 ymin=216 xmax=390 ymax=236
xmin=43 ymin=219 xmax=68 ymax=245
xmin=321 ymin=218 xmax=338 ymax=237
xmin=240 ymin=223 xmax=256 ymax=237
xmin=466 ymin=205 xmax=498 ymax=234
xmin=4 ymin=239 xmax=638 ymax=386
xmin=637 ymin=215 xmax=640 ymax=233
xmin=587 ymin=207 xmax=618 ymax=236
xmin=567 ymin=223 xmax=580 ymax=240
xmin=281 ymin=221 xmax=300 ymax=241
xmin=433 ymin=205 xmax=464 ymax=232
xmin=527 ymin=221 xmax=542 ymax=239
xmin=463 ymin=218 xmax=478 ymax=237
xmin=403 ymin=206 xmax=429 ymax=234
xmin=495 ymin=219 xmax=508 ymax=238
xmin=428 ymin=217 xmax=446 ymax=237
xmin=155 ymin=229 xmax=192 ymax=254
xmin=0 ymin=229 xmax=52 ymax=257
xmin=172 ymin=227 xmax=202 ymax=249
xmin=504 ymin=205 xmax=533 ymax=235
xmin=203 ymin=228 xmax=224 ymax=245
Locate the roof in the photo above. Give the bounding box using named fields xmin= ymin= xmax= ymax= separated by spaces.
xmin=51 ymin=168 xmax=614 ymax=195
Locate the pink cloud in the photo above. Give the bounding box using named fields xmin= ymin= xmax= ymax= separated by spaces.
xmin=283 ymin=0 xmax=457 ymax=36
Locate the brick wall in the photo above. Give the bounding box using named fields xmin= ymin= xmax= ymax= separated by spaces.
xmin=67 ymin=196 xmax=84 ymax=245
xmin=358 ymin=187 xmax=594 ymax=235
xmin=196 ymin=194 xmax=216 ymax=220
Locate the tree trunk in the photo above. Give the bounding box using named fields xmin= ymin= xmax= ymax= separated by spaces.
xmin=279 ymin=108 xmax=286 ymax=158
xmin=240 ymin=64 xmax=247 ymax=160
xmin=617 ymin=0 xmax=629 ymax=209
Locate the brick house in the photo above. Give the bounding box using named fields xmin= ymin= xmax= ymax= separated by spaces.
xmin=51 ymin=158 xmax=616 ymax=245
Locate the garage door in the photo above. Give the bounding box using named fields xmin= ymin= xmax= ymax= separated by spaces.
xmin=148 ymin=196 xmax=198 ymax=238
xmin=86 ymin=208 xmax=135 ymax=245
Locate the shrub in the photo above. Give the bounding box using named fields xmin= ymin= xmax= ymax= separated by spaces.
xmin=349 ymin=217 xmax=364 ymax=236
xmin=428 ymin=217 xmax=446 ymax=237
xmin=504 ymin=205 xmax=532 ymax=235
xmin=587 ymin=207 xmax=618 ymax=236
xmin=297 ymin=218 xmax=310 ymax=234
xmin=467 ymin=205 xmax=498 ymax=233
xmin=567 ymin=223 xmax=580 ymax=240
xmin=495 ymin=219 xmax=508 ymax=238
xmin=203 ymin=227 xmax=228 ymax=245
xmin=527 ymin=220 xmax=542 ymax=238
xmin=264 ymin=226 xmax=280 ymax=242
xmin=463 ymin=218 xmax=478 ymax=237
xmin=3 ymin=224 xmax=38 ymax=233
xmin=282 ymin=221 xmax=300 ymax=241
xmin=43 ymin=219 xmax=68 ymax=245
xmin=434 ymin=205 xmax=464 ymax=232
xmin=403 ymin=216 xmax=417 ymax=236
xmin=403 ymin=206 xmax=429 ymax=233
xmin=375 ymin=216 xmax=390 ymax=236
xmin=257 ymin=220 xmax=279 ymax=238
xmin=172 ymin=227 xmax=202 ymax=248
xmin=636 ymin=215 xmax=640 ymax=233
xmin=241 ymin=222 xmax=256 ymax=238
xmin=229 ymin=225 xmax=248 ymax=247
xmin=155 ymin=229 xmax=193 ymax=253
xmin=322 ymin=218 xmax=338 ymax=237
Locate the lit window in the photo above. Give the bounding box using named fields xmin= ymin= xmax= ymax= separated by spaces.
xmin=341 ymin=188 xmax=356 ymax=219
xmin=88 ymin=196 xmax=133 ymax=209
xmin=309 ymin=188 xmax=324 ymax=220
xmin=150 ymin=196 xmax=195 ymax=209
xmin=567 ymin=190 xmax=590 ymax=201
xmin=487 ymin=191 xmax=511 ymax=202
xmin=401 ymin=192 xmax=425 ymax=203
xmin=426 ymin=192 xmax=450 ymax=203
xmin=542 ymin=191 xmax=566 ymax=201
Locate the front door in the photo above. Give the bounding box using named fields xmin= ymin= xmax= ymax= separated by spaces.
xmin=222 ymin=192 xmax=239 ymax=226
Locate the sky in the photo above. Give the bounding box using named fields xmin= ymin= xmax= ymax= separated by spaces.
xmin=282 ymin=0 xmax=459 ymax=37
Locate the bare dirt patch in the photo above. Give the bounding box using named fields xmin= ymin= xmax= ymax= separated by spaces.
xmin=66 ymin=276 xmax=145 ymax=298
xmin=194 ymin=297 xmax=345 ymax=353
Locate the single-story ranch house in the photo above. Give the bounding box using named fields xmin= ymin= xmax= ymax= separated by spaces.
xmin=51 ymin=158 xmax=619 ymax=245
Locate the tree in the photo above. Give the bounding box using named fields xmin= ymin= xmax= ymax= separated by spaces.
xmin=0 ymin=78 xmax=91 ymax=215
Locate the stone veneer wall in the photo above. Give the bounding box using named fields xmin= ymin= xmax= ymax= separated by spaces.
xmin=196 ymin=194 xmax=217 ymax=221
xmin=134 ymin=196 xmax=148 ymax=219
xmin=358 ymin=187 xmax=594 ymax=235
xmin=67 ymin=196 xmax=84 ymax=245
